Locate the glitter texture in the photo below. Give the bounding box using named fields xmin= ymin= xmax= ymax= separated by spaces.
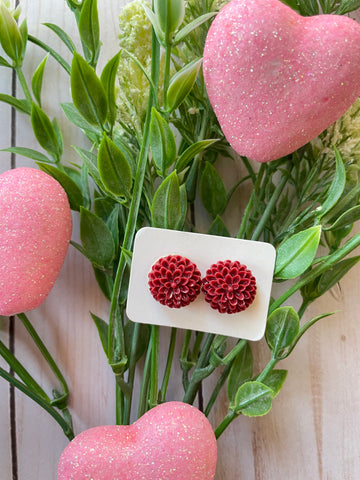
xmin=57 ymin=401 xmax=217 ymax=480
xmin=202 ymin=260 xmax=257 ymax=314
xmin=148 ymin=255 xmax=202 ymax=308
xmin=0 ymin=167 xmax=72 ymax=316
xmin=203 ymin=0 xmax=360 ymax=162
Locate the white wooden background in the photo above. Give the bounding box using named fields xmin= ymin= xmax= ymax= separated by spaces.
xmin=1 ymin=1 xmax=360 ymax=479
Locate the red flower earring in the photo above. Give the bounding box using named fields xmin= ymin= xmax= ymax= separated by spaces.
xmin=202 ymin=260 xmax=257 ymax=314
xmin=148 ymin=255 xmax=202 ymax=308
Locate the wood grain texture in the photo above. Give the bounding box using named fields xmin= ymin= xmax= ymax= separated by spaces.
xmin=1 ymin=1 xmax=360 ymax=479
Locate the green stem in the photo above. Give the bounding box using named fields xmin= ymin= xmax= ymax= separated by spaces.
xmin=204 ymin=361 xmax=232 ymax=417
xmin=160 ymin=327 xmax=177 ymax=402
xmin=15 ymin=66 xmax=32 ymax=105
xmin=251 ymin=165 xmax=290 ymax=241
xmin=183 ymin=333 xmax=215 ymax=404
xmin=122 ymin=322 xmax=141 ymax=424
xmin=237 ymin=190 xmax=254 ymax=239
xmin=214 ymin=410 xmax=237 ymax=439
xmin=17 ymin=313 xmax=69 ymax=400
xmin=0 ymin=338 xmax=50 ymax=402
xmin=149 ymin=325 xmax=160 ymax=408
xmin=0 ymin=366 xmax=74 ymax=440
xmin=138 ymin=340 xmax=152 ymax=417
xmin=256 ymin=356 xmax=277 ymax=383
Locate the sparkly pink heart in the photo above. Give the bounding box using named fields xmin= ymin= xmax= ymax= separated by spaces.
xmin=0 ymin=167 xmax=72 ymax=316
xmin=203 ymin=0 xmax=360 ymax=162
xmin=57 ymin=402 xmax=217 ymax=480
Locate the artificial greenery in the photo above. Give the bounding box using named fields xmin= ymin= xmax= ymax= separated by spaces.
xmin=1 ymin=0 xmax=360 ymax=446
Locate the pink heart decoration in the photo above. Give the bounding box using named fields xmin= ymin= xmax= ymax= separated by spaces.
xmin=57 ymin=402 xmax=217 ymax=480
xmin=203 ymin=0 xmax=360 ymax=162
xmin=0 ymin=167 xmax=72 ymax=316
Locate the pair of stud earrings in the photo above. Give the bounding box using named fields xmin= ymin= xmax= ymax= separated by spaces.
xmin=148 ymin=255 xmax=257 ymax=314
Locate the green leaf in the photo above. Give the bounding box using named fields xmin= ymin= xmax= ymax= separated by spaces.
xmin=154 ymin=0 xmax=185 ymax=43
xmin=149 ymin=107 xmax=177 ymax=175
xmin=166 ymin=58 xmax=202 ymax=112
xmin=70 ymin=52 xmax=107 ymax=127
xmin=208 ymin=216 xmax=230 ymax=237
xmin=0 ymin=3 xmax=23 ymax=64
xmin=175 ymin=139 xmax=218 ymax=172
xmin=301 ymin=256 xmax=360 ymax=302
xmin=98 ymin=135 xmax=132 ymax=199
xmin=91 ymin=313 xmax=109 ymax=357
xmin=233 ymin=381 xmax=273 ymax=417
xmin=336 ymin=0 xmax=360 ymax=14
xmin=18 ymin=19 xmax=27 ymax=63
xmin=317 ymin=148 xmax=346 ymax=220
xmin=2 ymin=147 xmax=53 ymax=164
xmin=31 ymin=55 xmax=48 ymax=107
xmin=31 ymin=103 xmax=61 ymax=159
xmin=37 ymin=163 xmax=84 ymax=211
xmin=265 ymin=307 xmax=299 ymax=358
xmin=274 ymin=225 xmax=321 ymax=279
xmin=73 ymin=146 xmax=102 ymax=186
xmin=100 ymin=52 xmax=120 ymax=127
xmin=44 ymin=23 xmax=75 ymax=53
xmin=174 ymin=12 xmax=216 ymax=45
xmin=80 ymin=207 xmax=115 ymax=268
xmin=0 ymin=94 xmax=30 ymax=114
xmin=227 ymin=342 xmax=253 ymax=403
xmin=200 ymin=161 xmax=227 ymax=219
xmin=151 ymin=171 xmax=182 ymax=229
xmin=78 ymin=0 xmax=100 ymax=65
xmin=28 ymin=34 xmax=71 ymax=74
xmin=262 ymin=369 xmax=288 ymax=398
xmin=142 ymin=4 xmax=165 ymax=45
xmin=61 ymin=102 xmax=100 ymax=138
xmin=93 ymin=266 xmax=114 ymax=300
xmin=324 ymin=205 xmax=360 ymax=232
xmin=0 ymin=55 xmax=11 ymax=67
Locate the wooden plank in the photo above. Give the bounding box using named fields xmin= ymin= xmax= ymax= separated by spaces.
xmin=2 ymin=0 xmax=360 ymax=479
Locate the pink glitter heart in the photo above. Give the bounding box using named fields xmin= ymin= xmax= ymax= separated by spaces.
xmin=203 ymin=0 xmax=360 ymax=162
xmin=0 ymin=167 xmax=72 ymax=316
xmin=57 ymin=402 xmax=217 ymax=480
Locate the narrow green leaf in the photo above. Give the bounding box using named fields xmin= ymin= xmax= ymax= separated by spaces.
xmin=91 ymin=313 xmax=109 ymax=357
xmin=61 ymin=102 xmax=100 ymax=138
xmin=37 ymin=163 xmax=84 ymax=211
xmin=200 ymin=161 xmax=227 ymax=219
xmin=149 ymin=107 xmax=177 ymax=175
xmin=317 ymin=148 xmax=346 ymax=220
xmin=28 ymin=34 xmax=71 ymax=74
xmin=142 ymin=4 xmax=165 ymax=45
xmin=0 ymin=3 xmax=23 ymax=64
xmin=44 ymin=23 xmax=76 ymax=53
xmin=265 ymin=307 xmax=299 ymax=358
xmin=176 ymin=139 xmax=218 ymax=172
xmin=31 ymin=55 xmax=48 ymax=107
xmin=166 ymin=58 xmax=202 ymax=113
xmin=301 ymin=256 xmax=360 ymax=301
xmin=80 ymin=207 xmax=115 ymax=268
xmin=2 ymin=147 xmax=53 ymax=164
xmin=176 ymin=183 xmax=187 ymax=231
xmin=324 ymin=205 xmax=360 ymax=232
xmin=151 ymin=171 xmax=181 ymax=229
xmin=174 ymin=12 xmax=216 ymax=45
xmin=98 ymin=135 xmax=132 ymax=199
xmin=227 ymin=342 xmax=253 ymax=403
xmin=100 ymin=52 xmax=120 ymax=127
xmin=0 ymin=94 xmax=30 ymax=114
xmin=93 ymin=266 xmax=114 ymax=300
xmin=124 ymin=321 xmax=150 ymax=366
xmin=336 ymin=0 xmax=360 ymax=14
xmin=274 ymin=226 xmax=321 ymax=279
xmin=70 ymin=52 xmax=107 ymax=126
xmin=31 ymin=103 xmax=61 ymax=159
xmin=78 ymin=0 xmax=100 ymax=65
xmin=208 ymin=216 xmax=231 ymax=237
xmin=0 ymin=55 xmax=11 ymax=67
xmin=233 ymin=381 xmax=273 ymax=417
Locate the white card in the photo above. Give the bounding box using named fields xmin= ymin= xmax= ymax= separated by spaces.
xmin=126 ymin=227 xmax=276 ymax=340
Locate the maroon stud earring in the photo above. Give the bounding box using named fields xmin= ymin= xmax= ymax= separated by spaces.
xmin=148 ymin=255 xmax=202 ymax=308
xmin=202 ymin=260 xmax=257 ymax=314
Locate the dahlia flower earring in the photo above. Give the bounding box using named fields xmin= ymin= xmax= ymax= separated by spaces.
xmin=202 ymin=260 xmax=257 ymax=314
xmin=148 ymin=255 xmax=202 ymax=308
